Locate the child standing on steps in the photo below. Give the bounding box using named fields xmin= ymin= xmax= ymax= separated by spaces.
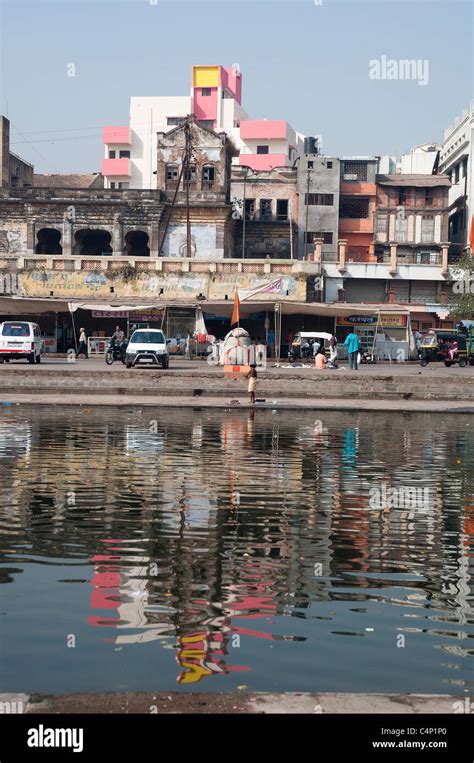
xmin=246 ymin=364 xmax=257 ymax=405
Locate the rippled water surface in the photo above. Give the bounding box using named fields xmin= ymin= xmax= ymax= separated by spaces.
xmin=0 ymin=406 xmax=473 ymax=694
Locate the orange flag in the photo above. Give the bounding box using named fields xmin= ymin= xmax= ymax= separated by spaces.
xmin=469 ymin=214 xmax=474 ymax=253
xmin=231 ymin=288 xmax=240 ymax=326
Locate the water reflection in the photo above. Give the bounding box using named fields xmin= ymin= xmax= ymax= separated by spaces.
xmin=0 ymin=407 xmax=472 ymax=694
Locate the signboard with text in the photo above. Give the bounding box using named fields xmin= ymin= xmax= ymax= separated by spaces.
xmin=336 ymin=314 xmax=407 ymax=328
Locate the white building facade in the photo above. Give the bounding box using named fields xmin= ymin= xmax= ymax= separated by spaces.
xmin=102 ymin=65 xmax=303 ymax=190
xmin=438 ymin=100 xmax=474 ymax=256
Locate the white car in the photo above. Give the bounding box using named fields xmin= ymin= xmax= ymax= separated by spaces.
xmin=125 ymin=328 xmax=169 ymax=369
xmin=0 ymin=321 xmax=43 ymax=364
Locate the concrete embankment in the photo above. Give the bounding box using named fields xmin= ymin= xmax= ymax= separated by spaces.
xmin=0 ymin=367 xmax=473 ymax=407
xmin=1 ymin=691 xmax=462 ymax=714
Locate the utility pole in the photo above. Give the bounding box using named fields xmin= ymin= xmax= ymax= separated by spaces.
xmin=184 ymin=117 xmax=193 ymax=259
xmin=242 ymin=168 xmax=247 ymax=259
xmin=305 ymin=166 xmax=311 ymax=260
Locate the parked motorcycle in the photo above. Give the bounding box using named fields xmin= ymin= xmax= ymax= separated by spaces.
xmin=105 ymin=338 xmax=127 ymax=365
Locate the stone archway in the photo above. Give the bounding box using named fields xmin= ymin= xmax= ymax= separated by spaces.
xmin=124 ymin=230 xmax=150 ymax=257
xmin=73 ymin=229 xmax=113 ymax=256
xmin=36 ymin=228 xmax=63 ymax=254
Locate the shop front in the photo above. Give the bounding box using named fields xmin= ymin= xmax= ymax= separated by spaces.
xmin=335 ymin=312 xmax=411 ymax=360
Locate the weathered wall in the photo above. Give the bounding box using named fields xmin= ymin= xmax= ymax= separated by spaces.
xmin=17 ymin=269 xmax=306 ymax=302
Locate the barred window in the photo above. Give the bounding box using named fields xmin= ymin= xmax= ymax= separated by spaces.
xmin=339 ymin=197 xmax=370 ymax=218
xmin=421 ymin=216 xmax=435 ymax=242
xmin=343 ymin=162 xmax=367 ymax=181
xmin=305 ymin=193 xmax=334 ymax=205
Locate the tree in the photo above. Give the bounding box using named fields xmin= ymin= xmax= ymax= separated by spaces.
xmin=447 ymin=253 xmax=474 ymax=319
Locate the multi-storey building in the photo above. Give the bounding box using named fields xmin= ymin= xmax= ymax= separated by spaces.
xmin=338 ymin=157 xmax=377 ymax=262
xmin=296 ymin=150 xmax=340 ymax=262
xmin=156 ymin=117 xmax=236 ymax=259
xmin=398 ymin=143 xmax=441 ymax=174
xmin=438 ymin=100 xmax=474 ymax=257
xmin=231 ymin=166 xmax=297 ymax=259
xmin=102 ymin=65 xmax=303 ymax=189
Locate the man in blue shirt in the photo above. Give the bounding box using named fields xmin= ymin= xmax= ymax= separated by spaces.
xmin=344 ymin=330 xmax=360 ymax=370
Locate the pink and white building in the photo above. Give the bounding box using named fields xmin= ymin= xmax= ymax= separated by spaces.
xmin=102 ymin=65 xmax=304 ymax=189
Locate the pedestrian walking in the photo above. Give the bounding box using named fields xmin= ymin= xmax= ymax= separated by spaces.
xmin=267 ymin=328 xmax=275 ymax=358
xmin=76 ymin=328 xmax=88 ymax=359
xmin=344 ymin=330 xmax=360 ymax=370
xmin=246 ymin=364 xmax=257 ymax=405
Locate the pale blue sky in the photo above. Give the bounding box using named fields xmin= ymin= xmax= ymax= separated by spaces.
xmin=1 ymin=0 xmax=472 ymax=174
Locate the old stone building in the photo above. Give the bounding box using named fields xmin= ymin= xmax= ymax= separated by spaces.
xmin=156 ymin=117 xmax=237 ymax=258
xmin=231 ymin=166 xmax=297 ymax=259
xmin=0 ymin=187 xmax=166 ymax=259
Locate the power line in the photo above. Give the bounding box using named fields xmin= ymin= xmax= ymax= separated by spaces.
xmin=11 ymin=135 xmax=100 ymax=144
xmin=10 ymin=122 xmax=61 ymax=173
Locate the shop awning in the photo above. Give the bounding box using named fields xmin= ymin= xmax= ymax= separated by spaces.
xmin=0 ymin=296 xmax=411 ymax=319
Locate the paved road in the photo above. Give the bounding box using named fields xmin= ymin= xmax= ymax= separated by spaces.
xmin=0 ymin=356 xmax=472 ymax=376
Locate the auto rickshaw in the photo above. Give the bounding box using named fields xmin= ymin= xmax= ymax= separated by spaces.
xmin=288 ymin=332 xmax=333 ymax=363
xmin=456 ymin=320 xmax=474 ymax=365
xmin=419 ymin=330 xmax=468 ymax=367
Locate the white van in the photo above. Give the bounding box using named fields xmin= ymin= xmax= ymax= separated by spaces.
xmin=0 ymin=321 xmax=43 ymax=364
xmin=125 ymin=328 xmax=169 ymax=369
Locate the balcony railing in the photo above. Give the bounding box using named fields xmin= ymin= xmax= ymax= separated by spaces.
xmin=380 ymin=252 xmax=442 ymax=265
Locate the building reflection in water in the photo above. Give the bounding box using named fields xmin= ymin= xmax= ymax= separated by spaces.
xmin=0 ymin=407 xmax=472 ymax=688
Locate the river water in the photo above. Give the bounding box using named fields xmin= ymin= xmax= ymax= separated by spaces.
xmin=0 ymin=406 xmax=472 ymax=695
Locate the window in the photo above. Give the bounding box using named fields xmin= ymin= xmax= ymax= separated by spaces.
xmin=198 ymin=120 xmax=214 ymax=130
xmin=118 ymin=182 xmax=129 ymax=189
xmin=376 ymin=213 xmax=387 ymax=233
xmin=308 ymin=161 xmax=314 ymax=169
xmin=222 ymin=89 xmax=233 ymax=99
xmin=119 ymin=150 xmax=130 ymax=159
xmin=260 ymin=199 xmax=272 ymax=220
xmin=167 ymin=117 xmax=185 ymax=126
xmin=327 ymin=161 xmax=333 ymax=169
xmin=416 ymin=251 xmax=434 ymax=264
xmin=421 ymin=322 xmax=433 ymax=331
xmin=201 ymin=88 xmax=212 ymax=96
xmin=339 ymin=197 xmax=369 ymax=218
xmin=421 ymin=216 xmax=435 ymax=243
xmin=462 ymin=158 xmax=468 ymax=178
xmin=454 ymin=164 xmax=460 ymax=183
xmin=257 ymin=145 xmax=269 ymax=155
xmin=202 ymin=165 xmax=215 ymax=190
xmin=130 ymin=330 xmax=165 ymax=344
xmin=343 ymin=162 xmax=368 ymax=181
xmin=424 ymin=188 xmax=433 ymax=205
xmin=305 ymin=232 xmax=333 ymax=244
xmin=398 ymin=188 xmax=406 ymax=205
xmin=108 ymin=150 xmax=116 ymax=159
xmin=245 ymin=199 xmax=255 ymax=220
xmin=184 ymin=164 xmax=197 ymax=185
xmin=305 ymin=193 xmax=334 ymax=206
xmin=1 ymin=323 xmax=31 ymax=337
xmin=276 ymin=199 xmax=288 ymax=221
xmin=166 ymin=164 xmax=179 ymax=184
xmin=110 ymin=182 xmax=116 ymax=189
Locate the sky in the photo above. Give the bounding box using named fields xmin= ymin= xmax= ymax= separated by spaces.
xmin=0 ymin=0 xmax=472 ymax=174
